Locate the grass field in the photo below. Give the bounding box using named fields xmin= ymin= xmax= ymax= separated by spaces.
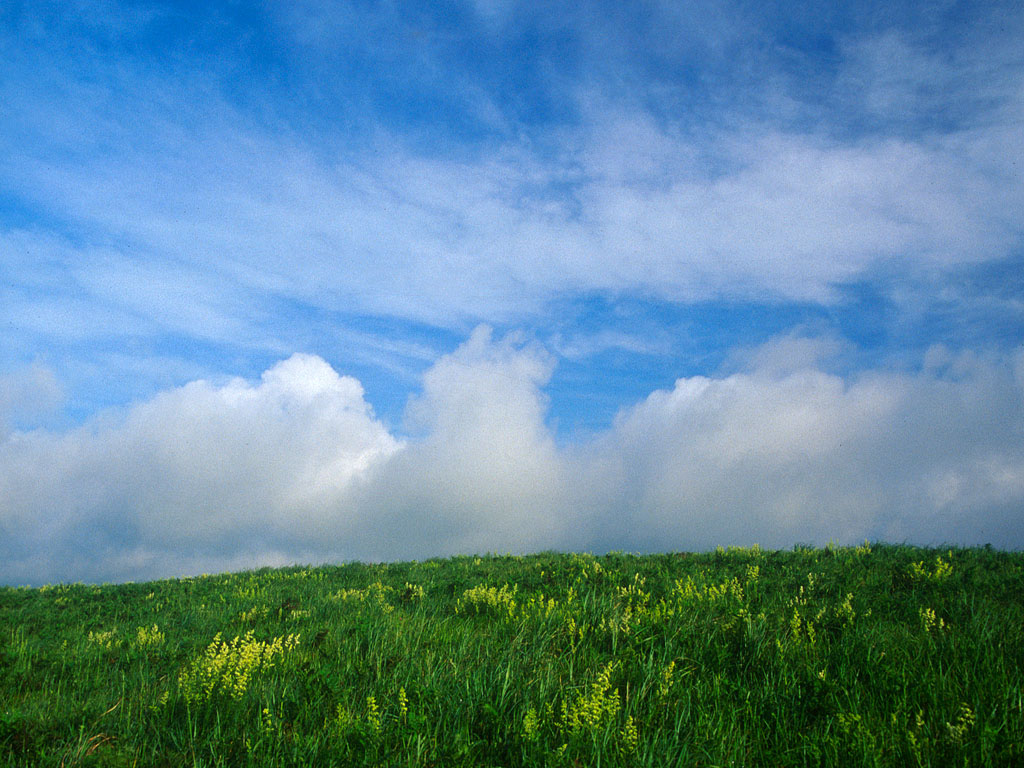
xmin=1 ymin=544 xmax=1022 ymax=766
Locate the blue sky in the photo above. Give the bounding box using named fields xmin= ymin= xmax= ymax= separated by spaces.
xmin=2 ymin=0 xmax=1023 ymax=584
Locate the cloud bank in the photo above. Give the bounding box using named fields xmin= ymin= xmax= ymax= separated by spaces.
xmin=2 ymin=329 xmax=1022 ymax=585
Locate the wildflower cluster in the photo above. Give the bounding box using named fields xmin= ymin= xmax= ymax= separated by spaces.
xmin=558 ymin=662 xmax=621 ymax=736
xmin=238 ymin=605 xmax=270 ymax=624
xmin=178 ymin=630 xmax=300 ymax=706
xmin=616 ymin=573 xmax=651 ymax=608
xmin=561 ymin=614 xmax=587 ymax=651
xmin=786 ymin=587 xmax=826 ymax=647
xmin=919 ymin=607 xmax=947 ymax=633
xmin=945 ymin=703 xmax=975 ymax=744
xmin=397 ymin=687 xmax=408 ymax=723
xmin=597 ymin=608 xmax=637 ymax=637
xmin=518 ymin=593 xmax=559 ymax=621
xmin=522 ymin=707 xmax=541 ymax=742
xmin=836 ymin=711 xmax=883 ymax=758
xmin=233 ymin=579 xmax=267 ymax=602
xmin=643 ymin=572 xmax=751 ymax=628
xmin=910 ymin=554 xmax=954 ymax=582
xmin=566 ymin=552 xmax=605 ymax=582
xmin=619 ymin=715 xmax=639 ymax=755
xmin=332 ymin=581 xmax=396 ymax=612
xmin=131 ymin=624 xmax=164 ymax=651
xmin=906 ymin=709 xmax=929 ymax=764
xmin=716 ymin=543 xmax=764 ymax=559
xmin=87 ymin=629 xmax=119 ymax=651
xmin=657 ymin=660 xmax=675 ymax=699
xmin=672 ymin=574 xmax=745 ymax=605
xmin=520 ymin=661 xmax=636 ymax=758
xmin=260 ymin=707 xmax=278 ymax=737
xmin=400 ymin=583 xmax=425 ymax=604
xmin=334 ymin=690 xmax=407 ymax=741
xmin=455 ymin=583 xmax=518 ymax=619
xmin=365 ymin=696 xmax=381 ymax=735
xmin=776 ymin=579 xmax=862 ymax=655
xmin=244 ymin=705 xmax=281 ymax=757
xmin=835 ymin=592 xmax=856 ymax=629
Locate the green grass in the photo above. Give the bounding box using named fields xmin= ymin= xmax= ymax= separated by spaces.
xmin=1 ymin=544 xmax=1022 ymax=766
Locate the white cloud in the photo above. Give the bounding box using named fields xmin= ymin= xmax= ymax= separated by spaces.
xmin=34 ymin=115 xmax=1017 ymax=322
xmin=4 ymin=25 xmax=1022 ymax=338
xmin=355 ymin=326 xmax=565 ymax=558
xmin=2 ymin=330 xmax=1023 ymax=585
xmin=0 ymin=363 xmax=63 ymax=438
xmin=0 ymin=354 xmax=401 ymax=584
xmin=572 ymin=341 xmax=1024 ymax=552
xmin=549 ymin=329 xmax=671 ymax=361
xmin=723 ymin=331 xmax=847 ymax=376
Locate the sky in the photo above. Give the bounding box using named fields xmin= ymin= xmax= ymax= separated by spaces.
xmin=1 ymin=0 xmax=1023 ymax=585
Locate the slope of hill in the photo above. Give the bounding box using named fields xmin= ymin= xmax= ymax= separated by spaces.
xmin=1 ymin=544 xmax=1022 ymax=766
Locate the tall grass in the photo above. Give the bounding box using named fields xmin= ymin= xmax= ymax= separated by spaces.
xmin=1 ymin=544 xmax=1021 ymax=766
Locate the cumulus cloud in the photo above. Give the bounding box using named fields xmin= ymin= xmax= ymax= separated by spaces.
xmin=2 ymin=330 xmax=1023 ymax=585
xmin=0 ymin=354 xmax=400 ymax=584
xmin=0 ymin=363 xmax=63 ymax=439
xmin=572 ymin=348 xmax=1024 ymax=553
xmin=353 ymin=326 xmax=565 ymax=559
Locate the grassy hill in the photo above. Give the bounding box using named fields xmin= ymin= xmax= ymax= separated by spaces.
xmin=1 ymin=544 xmax=1022 ymax=766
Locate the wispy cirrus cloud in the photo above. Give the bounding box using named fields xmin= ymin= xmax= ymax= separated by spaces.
xmin=5 ymin=97 xmax=1021 ymax=329
xmin=4 ymin=4 xmax=1022 ymax=334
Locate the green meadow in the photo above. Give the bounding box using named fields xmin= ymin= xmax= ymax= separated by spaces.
xmin=1 ymin=544 xmax=1022 ymax=766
